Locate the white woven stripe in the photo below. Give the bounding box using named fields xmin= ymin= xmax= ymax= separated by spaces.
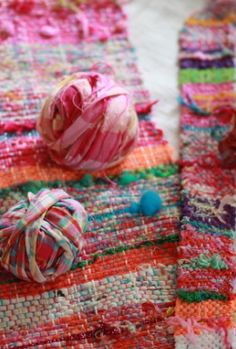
xmin=0 ymin=264 xmax=176 ymax=330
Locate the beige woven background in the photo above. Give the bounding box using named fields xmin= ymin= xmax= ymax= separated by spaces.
xmin=126 ymin=0 xmax=205 ymax=156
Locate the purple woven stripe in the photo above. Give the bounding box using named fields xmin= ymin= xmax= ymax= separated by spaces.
xmin=180 ymin=56 xmax=234 ymax=69
xmin=182 ymin=196 xmax=236 ymax=231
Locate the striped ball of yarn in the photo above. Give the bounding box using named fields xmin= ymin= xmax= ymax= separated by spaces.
xmin=0 ymin=189 xmax=87 ymax=283
xmin=37 ymin=72 xmax=139 ymax=171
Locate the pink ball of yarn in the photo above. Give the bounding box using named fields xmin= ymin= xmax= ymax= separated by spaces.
xmin=0 ymin=189 xmax=87 ymax=283
xmin=37 ymin=72 xmax=139 ymax=171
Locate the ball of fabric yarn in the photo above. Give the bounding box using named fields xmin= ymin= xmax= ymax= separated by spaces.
xmin=0 ymin=189 xmax=87 ymax=283
xmin=37 ymin=72 xmax=139 ymax=171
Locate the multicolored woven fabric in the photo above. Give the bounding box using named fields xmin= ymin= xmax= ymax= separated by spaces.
xmin=175 ymin=1 xmax=236 ymax=348
xmin=0 ymin=1 xmax=179 ymax=347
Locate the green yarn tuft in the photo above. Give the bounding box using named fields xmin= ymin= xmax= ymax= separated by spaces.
xmin=211 ymin=254 xmax=228 ymax=270
xmin=0 ymin=164 xmax=179 ymax=199
xmin=197 ymin=254 xmax=211 ymax=268
xmin=118 ymin=165 xmax=178 ymax=186
xmin=80 ymin=174 xmax=94 ymax=187
xmin=72 ymin=261 xmax=88 ymax=269
xmin=153 ymin=165 xmax=178 ymax=177
xmin=158 ymin=234 xmax=179 ymax=244
xmin=21 ymin=181 xmax=45 ymax=194
xmin=177 ymin=290 xmax=228 ymax=303
xmin=118 ymin=171 xmax=139 ymax=185
xmin=185 ymin=254 xmax=228 ymax=270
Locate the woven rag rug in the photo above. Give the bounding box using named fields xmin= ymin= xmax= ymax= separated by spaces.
xmin=174 ymin=1 xmax=236 ymax=348
xmin=0 ymin=1 xmax=180 ymax=348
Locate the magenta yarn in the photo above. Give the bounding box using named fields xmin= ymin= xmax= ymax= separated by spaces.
xmin=37 ymin=72 xmax=139 ymax=171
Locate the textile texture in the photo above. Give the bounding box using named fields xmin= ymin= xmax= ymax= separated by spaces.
xmin=175 ymin=2 xmax=236 ymax=349
xmin=0 ymin=1 xmax=179 ymax=348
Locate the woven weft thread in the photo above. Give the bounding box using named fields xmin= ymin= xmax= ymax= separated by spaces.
xmin=0 ymin=1 xmax=179 ymax=348
xmin=176 ymin=2 xmax=236 ymax=349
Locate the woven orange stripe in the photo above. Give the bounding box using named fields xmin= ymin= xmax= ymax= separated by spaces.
xmin=186 ymin=14 xmax=236 ymax=26
xmin=100 ymin=144 xmax=174 ymax=176
xmin=0 ymin=144 xmax=174 ymax=189
xmin=176 ymin=298 xmax=236 ymax=320
xmin=194 ymin=92 xmax=236 ymax=101
xmin=174 ymin=297 xmax=236 ymax=335
xmin=0 ymin=243 xmax=177 ymax=299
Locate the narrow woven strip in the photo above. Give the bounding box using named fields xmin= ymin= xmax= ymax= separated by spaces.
xmin=0 ymin=1 xmax=179 ymax=347
xmin=175 ymin=2 xmax=236 ymax=348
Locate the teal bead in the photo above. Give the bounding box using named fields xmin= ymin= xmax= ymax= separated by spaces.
xmin=129 ymin=202 xmax=140 ymax=214
xmin=140 ymin=191 xmax=162 ymax=216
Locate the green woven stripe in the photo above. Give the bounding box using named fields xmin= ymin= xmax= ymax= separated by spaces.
xmin=177 ymin=289 xmax=228 ymax=303
xmin=179 ymin=67 xmax=235 ymax=85
xmin=184 ymin=220 xmax=235 ymax=238
xmin=0 ymin=164 xmax=179 ymax=197
xmin=73 ymin=235 xmax=179 ymax=269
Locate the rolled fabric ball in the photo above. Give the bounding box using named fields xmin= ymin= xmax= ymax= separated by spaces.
xmin=37 ymin=72 xmax=139 ymax=171
xmin=0 ymin=189 xmax=87 ymax=283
